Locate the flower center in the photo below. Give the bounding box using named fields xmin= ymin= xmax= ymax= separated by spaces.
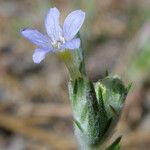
xmin=51 ymin=36 xmax=65 ymax=49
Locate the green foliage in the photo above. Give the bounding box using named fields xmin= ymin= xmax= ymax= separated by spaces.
xmin=69 ymin=77 xmax=108 ymax=148
xmin=95 ymin=76 xmax=128 ymax=119
xmin=106 ymin=136 xmax=122 ymax=150
xmin=95 ymin=76 xmax=129 ymax=144
xmin=68 ymin=75 xmax=129 ymax=149
xmin=68 ymin=33 xmax=129 ymax=150
xmin=74 ymin=47 xmax=86 ymax=76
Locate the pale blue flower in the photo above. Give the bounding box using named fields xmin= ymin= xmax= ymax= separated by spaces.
xmin=21 ymin=7 xmax=85 ymax=64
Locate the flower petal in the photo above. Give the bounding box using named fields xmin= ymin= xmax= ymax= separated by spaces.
xmin=21 ymin=28 xmax=50 ymax=49
xmin=62 ymin=38 xmax=80 ymax=50
xmin=63 ymin=10 xmax=85 ymax=41
xmin=45 ymin=7 xmax=62 ymax=42
xmin=33 ymin=48 xmax=50 ymax=64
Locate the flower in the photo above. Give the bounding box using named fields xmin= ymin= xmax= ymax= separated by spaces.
xmin=21 ymin=7 xmax=85 ymax=64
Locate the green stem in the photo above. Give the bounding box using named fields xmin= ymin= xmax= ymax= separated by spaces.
xmin=56 ymin=50 xmax=81 ymax=80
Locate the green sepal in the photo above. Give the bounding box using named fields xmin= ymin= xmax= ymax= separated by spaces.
xmin=74 ymin=47 xmax=86 ymax=76
xmin=95 ymin=75 xmax=128 ymax=119
xmin=74 ymin=32 xmax=86 ymax=77
xmin=69 ymin=77 xmax=108 ymax=147
xmin=95 ymin=76 xmax=129 ymax=139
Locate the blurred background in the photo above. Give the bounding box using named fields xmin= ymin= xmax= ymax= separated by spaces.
xmin=0 ymin=0 xmax=150 ymax=149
